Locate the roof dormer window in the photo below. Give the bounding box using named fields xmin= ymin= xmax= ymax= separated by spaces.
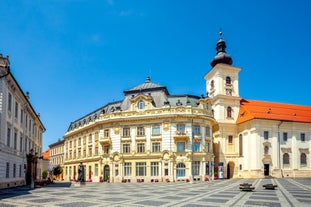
xmin=138 ymin=100 xmax=145 ymax=110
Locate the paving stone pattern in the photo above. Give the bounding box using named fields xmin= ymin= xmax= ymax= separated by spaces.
xmin=0 ymin=178 xmax=310 ymax=207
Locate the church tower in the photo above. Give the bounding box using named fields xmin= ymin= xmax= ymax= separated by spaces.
xmin=204 ymin=32 xmax=242 ymax=179
xmin=204 ymin=32 xmax=241 ymax=123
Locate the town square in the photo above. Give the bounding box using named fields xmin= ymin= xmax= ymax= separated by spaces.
xmin=0 ymin=1 xmax=311 ymax=207
xmin=1 ymin=178 xmax=311 ymax=207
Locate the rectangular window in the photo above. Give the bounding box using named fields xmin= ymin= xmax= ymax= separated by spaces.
xmin=88 ymin=148 xmax=92 ymax=156
xmin=193 ymin=142 xmax=200 ymax=152
xmin=264 ymin=131 xmax=269 ymax=140
xmin=152 ymin=125 xmax=161 ymax=135
xmin=20 ymin=135 xmax=23 ymax=152
xmin=103 ymin=146 xmax=109 ymax=154
xmin=123 ymin=127 xmax=130 ymax=137
xmin=8 ymin=93 xmax=12 ymax=112
xmin=206 ymin=127 xmax=211 ymax=137
xmin=177 ymin=142 xmax=185 ymax=152
xmin=19 ymin=165 xmax=22 ymax=177
xmin=13 ymin=164 xmax=16 ymax=178
xmin=228 ymin=135 xmax=233 ymax=144
xmin=6 ymin=162 xmax=9 ymax=178
xmin=20 ymin=109 xmax=23 ymax=124
xmin=193 ymin=125 xmax=200 ymax=135
xmin=137 ymin=127 xmax=145 ymax=136
xmin=123 ymin=144 xmax=130 ymax=153
xmin=136 ymin=162 xmax=146 ymax=176
xmin=7 ymin=127 xmax=11 ymax=147
xmin=283 ymin=132 xmax=288 ymax=142
xmin=14 ymin=132 xmax=17 ymax=150
xmin=152 ymin=142 xmax=161 ymax=152
xmin=95 ymin=164 xmax=98 ymax=176
xmin=301 ymin=133 xmax=305 ymax=142
xmin=151 ymin=162 xmax=159 ymax=176
xmin=25 ymin=137 xmax=27 ymax=153
xmin=88 ymin=135 xmax=92 ymax=143
xmin=137 ymin=143 xmax=145 ymax=153
xmin=25 ymin=115 xmax=27 ymax=128
xmin=192 ymin=161 xmax=200 ymax=176
xmin=124 ymin=163 xmax=132 ymax=176
xmin=104 ymin=129 xmax=109 ymax=138
xmin=15 ymin=102 xmax=18 ymax=119
xmin=176 ymin=124 xmax=185 ymax=134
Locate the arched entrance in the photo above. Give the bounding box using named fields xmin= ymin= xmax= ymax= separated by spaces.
xmin=103 ymin=165 xmax=110 ymax=182
xmin=227 ymin=162 xmax=235 ymax=179
xmin=176 ymin=163 xmax=185 ymax=178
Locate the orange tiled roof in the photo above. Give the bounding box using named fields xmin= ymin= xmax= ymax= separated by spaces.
xmin=237 ymin=99 xmax=311 ymax=124
xmin=42 ymin=148 xmax=50 ymax=160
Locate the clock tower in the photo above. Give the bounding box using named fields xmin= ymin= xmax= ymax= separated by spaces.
xmin=204 ymin=32 xmax=242 ymax=178
xmin=204 ymin=32 xmax=241 ymax=123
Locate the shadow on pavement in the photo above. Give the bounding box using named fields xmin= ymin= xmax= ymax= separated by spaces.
xmin=0 ymin=182 xmax=72 ymax=200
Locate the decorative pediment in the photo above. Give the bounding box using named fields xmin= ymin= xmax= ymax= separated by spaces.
xmin=281 ymin=147 xmax=291 ymax=153
xmin=299 ymin=148 xmax=309 ymax=153
xmin=262 ymin=141 xmax=271 ymax=147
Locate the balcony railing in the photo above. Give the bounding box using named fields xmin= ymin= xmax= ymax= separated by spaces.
xmin=99 ymin=136 xmax=111 ymax=145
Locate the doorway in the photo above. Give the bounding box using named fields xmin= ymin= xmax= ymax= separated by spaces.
xmin=103 ymin=165 xmax=110 ymax=181
xmin=227 ymin=162 xmax=235 ymax=179
xmin=264 ymin=164 xmax=270 ymax=176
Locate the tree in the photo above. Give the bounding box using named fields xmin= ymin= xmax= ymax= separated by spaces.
xmin=53 ymin=165 xmax=63 ymax=178
xmin=42 ymin=170 xmax=48 ymax=179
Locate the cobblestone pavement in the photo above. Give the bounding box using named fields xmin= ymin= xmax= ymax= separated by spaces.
xmin=0 ymin=178 xmax=310 ymax=207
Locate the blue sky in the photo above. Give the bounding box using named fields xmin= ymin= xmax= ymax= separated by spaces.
xmin=0 ymin=0 xmax=310 ymax=151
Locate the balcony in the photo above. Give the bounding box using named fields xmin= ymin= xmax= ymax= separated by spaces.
xmin=99 ymin=136 xmax=111 ymax=146
xmin=174 ymin=131 xmax=189 ymax=142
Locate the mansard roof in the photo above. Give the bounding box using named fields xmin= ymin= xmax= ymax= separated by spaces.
xmin=237 ymin=99 xmax=311 ymax=124
xmin=124 ymin=77 xmax=169 ymax=95
xmin=66 ymin=78 xmax=203 ymax=132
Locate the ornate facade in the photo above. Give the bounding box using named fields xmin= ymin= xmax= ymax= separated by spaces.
xmin=63 ymin=33 xmax=311 ymax=182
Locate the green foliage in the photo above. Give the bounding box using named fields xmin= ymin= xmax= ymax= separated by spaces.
xmin=42 ymin=170 xmax=48 ymax=179
xmin=53 ymin=165 xmax=63 ymax=176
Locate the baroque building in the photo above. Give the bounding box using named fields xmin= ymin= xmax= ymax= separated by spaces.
xmin=0 ymin=54 xmax=45 ymax=188
xmin=63 ymin=33 xmax=311 ymax=182
xmin=64 ymin=77 xmax=215 ymax=183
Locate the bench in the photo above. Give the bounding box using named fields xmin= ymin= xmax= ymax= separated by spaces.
xmin=263 ymin=184 xmax=277 ymax=190
xmin=239 ymin=183 xmax=255 ymax=191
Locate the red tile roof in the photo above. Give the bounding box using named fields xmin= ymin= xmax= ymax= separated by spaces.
xmin=237 ymin=99 xmax=311 ymax=124
xmin=42 ymin=148 xmax=50 ymax=160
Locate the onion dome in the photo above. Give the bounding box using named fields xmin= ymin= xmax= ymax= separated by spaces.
xmin=210 ymin=32 xmax=233 ymax=67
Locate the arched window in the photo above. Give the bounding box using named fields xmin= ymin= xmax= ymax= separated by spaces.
xmin=264 ymin=146 xmax=269 ymax=155
xmin=226 ymin=76 xmax=231 ymax=85
xmin=301 ymin=153 xmax=307 ymax=166
xmin=210 ymin=80 xmax=214 ymax=89
xmin=227 ymin=106 xmax=232 ymax=118
xmin=137 ymin=100 xmax=145 ymax=110
xmin=283 ymin=153 xmax=289 ymax=167
xmin=176 ymin=163 xmax=186 ymax=178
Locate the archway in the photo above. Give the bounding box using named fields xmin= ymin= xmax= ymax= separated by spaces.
xmin=103 ymin=165 xmax=110 ymax=182
xmin=227 ymin=162 xmax=235 ymax=179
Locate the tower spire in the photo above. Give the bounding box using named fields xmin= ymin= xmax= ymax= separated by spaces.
xmin=210 ymin=31 xmax=233 ymax=67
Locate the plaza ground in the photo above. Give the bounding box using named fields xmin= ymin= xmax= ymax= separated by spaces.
xmin=0 ymin=178 xmax=310 ymax=207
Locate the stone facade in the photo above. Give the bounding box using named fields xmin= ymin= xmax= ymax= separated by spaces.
xmin=0 ymin=54 xmax=45 ymax=188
